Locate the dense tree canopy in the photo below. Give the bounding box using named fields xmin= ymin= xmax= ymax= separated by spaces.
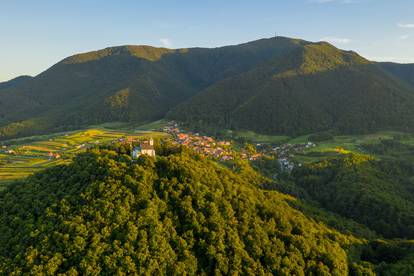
xmin=290 ymin=153 xmax=414 ymax=239
xmin=2 ymin=37 xmax=414 ymax=139
xmin=0 ymin=144 xmax=376 ymax=275
xmin=169 ymin=43 xmax=414 ymax=136
xmin=1 ymin=144 xmax=414 ymax=274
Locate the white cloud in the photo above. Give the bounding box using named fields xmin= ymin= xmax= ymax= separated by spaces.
xmin=159 ymin=38 xmax=172 ymax=48
xmin=398 ymin=23 xmax=414 ymax=28
xmin=320 ymin=36 xmax=351 ymax=44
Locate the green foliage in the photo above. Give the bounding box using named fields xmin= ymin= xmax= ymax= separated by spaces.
xmin=244 ymin=143 xmax=257 ymax=154
xmin=308 ymin=131 xmax=335 ymax=142
xmin=251 ymin=155 xmax=281 ymax=178
xmin=291 ymin=154 xmax=414 ymax=239
xmin=3 ymin=37 xmax=414 ymax=140
xmin=0 ymin=37 xmax=303 ymax=140
xmin=379 ymin=62 xmax=414 ymax=88
xmin=63 ymin=45 xmax=176 ymax=64
xmin=362 ymin=139 xmax=414 ymax=158
xmin=0 ymin=145 xmax=375 ymax=275
xmin=170 ymin=42 xmax=414 ymax=136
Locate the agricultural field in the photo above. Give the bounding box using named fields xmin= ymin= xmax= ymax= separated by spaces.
xmin=0 ymin=127 xmax=167 ymax=188
xmin=291 ymin=131 xmax=414 ymax=163
xmin=231 ymin=129 xmax=414 ymax=164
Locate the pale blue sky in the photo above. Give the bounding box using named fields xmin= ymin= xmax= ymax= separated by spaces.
xmin=1 ymin=0 xmax=414 ymax=81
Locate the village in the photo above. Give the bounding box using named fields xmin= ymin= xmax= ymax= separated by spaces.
xmin=162 ymin=122 xmax=235 ymax=161
xmin=161 ymin=121 xmax=317 ymax=172
xmin=0 ymin=123 xmax=318 ymax=180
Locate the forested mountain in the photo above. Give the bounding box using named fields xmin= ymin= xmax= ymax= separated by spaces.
xmin=2 ymin=143 xmax=414 ymax=275
xmin=170 ymin=43 xmax=414 ymax=136
xmin=380 ymin=62 xmax=414 ymax=87
xmin=2 ymin=37 xmax=414 ymax=139
xmin=0 ymin=37 xmax=303 ymax=139
xmin=0 ymin=75 xmax=32 ymax=90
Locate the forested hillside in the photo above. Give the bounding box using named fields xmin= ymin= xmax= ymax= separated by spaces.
xmin=2 ymin=37 xmax=414 ymax=139
xmin=380 ymin=62 xmax=414 ymax=88
xmin=0 ymin=75 xmax=32 ymax=90
xmin=170 ymin=43 xmax=414 ymax=136
xmin=1 ymin=143 xmax=414 ymax=274
xmin=290 ymin=153 xmax=414 ymax=239
xmin=0 ymin=37 xmax=303 ymax=139
xmin=0 ymin=144 xmax=375 ymax=274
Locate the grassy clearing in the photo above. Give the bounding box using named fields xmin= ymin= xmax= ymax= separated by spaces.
xmin=292 ymin=131 xmax=414 ymax=163
xmin=231 ymin=130 xmax=290 ymax=144
xmin=90 ymin=120 xmax=168 ymax=132
xmin=134 ymin=119 xmax=168 ymax=131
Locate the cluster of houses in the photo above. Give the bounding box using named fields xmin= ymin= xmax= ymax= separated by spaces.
xmin=163 ymin=123 xmax=234 ymax=161
xmin=0 ymin=145 xmax=14 ymax=155
xmin=269 ymin=141 xmax=316 ymax=158
xmin=0 ymin=120 xmax=318 ymax=177
xmin=161 ymin=122 xmax=319 ymax=172
xmin=271 ymin=142 xmax=315 ymax=172
xmin=239 ymin=151 xmax=264 ymax=161
xmin=249 ymin=141 xmax=317 ymax=172
xmin=0 ymin=145 xmax=62 ymax=161
xmin=47 ymin=152 xmax=61 ymax=160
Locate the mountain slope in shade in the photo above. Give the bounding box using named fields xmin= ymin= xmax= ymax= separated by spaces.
xmin=170 ymin=42 xmax=414 ymax=135
xmin=0 ymin=75 xmax=32 ymax=90
xmin=379 ymin=62 xmax=414 ymax=87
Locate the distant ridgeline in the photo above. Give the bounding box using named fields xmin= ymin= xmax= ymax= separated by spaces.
xmin=1 ymin=142 xmax=414 ymax=274
xmin=1 ymin=37 xmax=414 ymax=139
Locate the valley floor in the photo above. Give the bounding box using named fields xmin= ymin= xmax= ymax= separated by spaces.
xmin=2 ymin=119 xmax=414 ymax=189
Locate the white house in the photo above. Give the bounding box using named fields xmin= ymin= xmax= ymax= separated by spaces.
xmin=132 ymin=138 xmax=156 ymax=158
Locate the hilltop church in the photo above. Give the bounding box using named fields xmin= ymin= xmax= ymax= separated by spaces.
xmin=132 ymin=138 xmax=156 ymax=158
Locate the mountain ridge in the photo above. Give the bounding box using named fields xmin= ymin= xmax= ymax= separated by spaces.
xmin=169 ymin=41 xmax=414 ymax=135
xmin=1 ymin=36 xmax=414 ymax=139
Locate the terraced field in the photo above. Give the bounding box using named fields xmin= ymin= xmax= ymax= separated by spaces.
xmin=0 ymin=127 xmax=167 ymax=188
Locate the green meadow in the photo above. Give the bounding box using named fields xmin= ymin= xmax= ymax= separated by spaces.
xmin=0 ymin=127 xmax=167 ymax=188
xmin=231 ymin=129 xmax=414 ymax=163
xmin=293 ymin=131 xmax=414 ymax=163
xmin=228 ymin=130 xmax=290 ymax=144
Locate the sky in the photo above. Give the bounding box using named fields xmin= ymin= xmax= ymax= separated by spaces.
xmin=1 ymin=0 xmax=414 ymax=82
